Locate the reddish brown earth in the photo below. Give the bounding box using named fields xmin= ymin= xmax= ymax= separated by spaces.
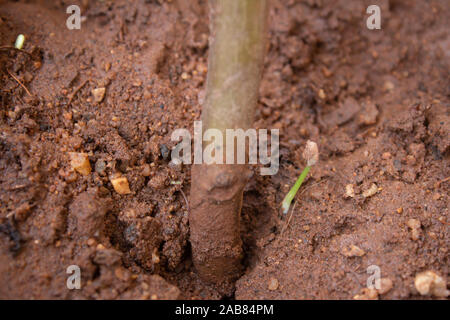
xmin=0 ymin=0 xmax=448 ymax=299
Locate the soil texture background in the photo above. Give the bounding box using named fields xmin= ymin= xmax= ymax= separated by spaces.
xmin=0 ymin=0 xmax=448 ymax=299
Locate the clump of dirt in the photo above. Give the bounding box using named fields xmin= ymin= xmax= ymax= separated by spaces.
xmin=0 ymin=0 xmax=448 ymax=299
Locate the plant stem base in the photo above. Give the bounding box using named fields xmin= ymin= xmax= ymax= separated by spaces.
xmin=189 ymin=163 xmax=250 ymax=293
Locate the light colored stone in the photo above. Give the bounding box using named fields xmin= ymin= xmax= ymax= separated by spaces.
xmin=268 ymin=278 xmax=279 ymax=291
xmin=69 ymin=152 xmax=91 ymax=176
xmin=152 ymin=248 xmax=160 ymax=264
xmin=383 ymin=81 xmax=395 ymax=92
xmin=377 ymin=278 xmax=393 ymax=295
xmin=342 ymin=245 xmax=365 ymax=257
xmin=354 ymin=288 xmax=378 ymax=300
xmin=92 ymin=87 xmax=106 ymax=102
xmin=345 ymin=184 xmax=355 ymax=198
xmin=382 ymin=152 xmax=391 ymax=159
xmin=414 ymin=270 xmax=448 ymax=297
xmin=318 ymin=89 xmax=326 ymax=100
xmin=406 ymin=218 xmax=421 ymax=241
xmin=110 ymin=174 xmax=131 ymax=195
xmin=363 ymin=183 xmax=378 ymax=198
xmin=406 ymin=218 xmax=420 ymax=229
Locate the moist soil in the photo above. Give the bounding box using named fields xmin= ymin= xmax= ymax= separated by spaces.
xmin=0 ymin=0 xmax=448 ymax=299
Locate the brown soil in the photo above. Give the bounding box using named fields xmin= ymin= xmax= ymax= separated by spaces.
xmin=0 ymin=0 xmax=448 ymax=300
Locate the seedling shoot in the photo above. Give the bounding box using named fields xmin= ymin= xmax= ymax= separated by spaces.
xmin=281 ymin=140 xmax=319 ymax=214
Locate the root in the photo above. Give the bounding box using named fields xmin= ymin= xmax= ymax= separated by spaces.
xmin=6 ymin=69 xmax=32 ymax=97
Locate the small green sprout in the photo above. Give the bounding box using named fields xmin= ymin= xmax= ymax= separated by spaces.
xmin=14 ymin=34 xmax=25 ymax=49
xmin=281 ymin=140 xmax=318 ymax=214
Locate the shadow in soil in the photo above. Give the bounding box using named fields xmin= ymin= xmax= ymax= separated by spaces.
xmin=240 ymin=189 xmax=278 ymax=272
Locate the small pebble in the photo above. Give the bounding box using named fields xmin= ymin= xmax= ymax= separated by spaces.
xmin=428 ymin=231 xmax=437 ymax=240
xmin=353 ymin=288 xmax=378 ymax=300
xmin=362 ymin=183 xmax=378 ymax=198
xmin=406 ymin=218 xmax=421 ymax=241
xmin=95 ymin=160 xmax=106 ymax=176
xmin=342 ymin=245 xmax=365 ymax=257
xmin=268 ymin=278 xmax=279 ymax=291
xmin=414 ymin=270 xmax=448 ymax=297
xmin=345 ymin=184 xmax=355 ymax=198
xmin=69 ymin=152 xmax=91 ymax=176
xmin=377 ymin=278 xmax=393 ymax=295
xmin=382 ymin=152 xmax=391 ymax=159
xmin=110 ymin=174 xmax=131 ymax=195
xmin=406 ymin=218 xmax=420 ymax=229
xmin=92 ymin=87 xmax=106 ymax=103
xmin=160 ymin=144 xmax=170 ymax=160
xmin=141 ymin=164 xmax=151 ymax=177
xmin=318 ymin=89 xmax=326 ymax=100
xmin=152 ymin=249 xmax=160 ymax=264
xmin=383 ymin=81 xmax=395 ymax=92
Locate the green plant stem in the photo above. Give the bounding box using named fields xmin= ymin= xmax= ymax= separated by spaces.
xmin=282 ymin=166 xmax=311 ymax=214
xmin=202 ymin=0 xmax=268 ymax=134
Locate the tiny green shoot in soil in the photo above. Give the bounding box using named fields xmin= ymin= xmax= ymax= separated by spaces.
xmin=281 ymin=140 xmax=318 ymax=214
